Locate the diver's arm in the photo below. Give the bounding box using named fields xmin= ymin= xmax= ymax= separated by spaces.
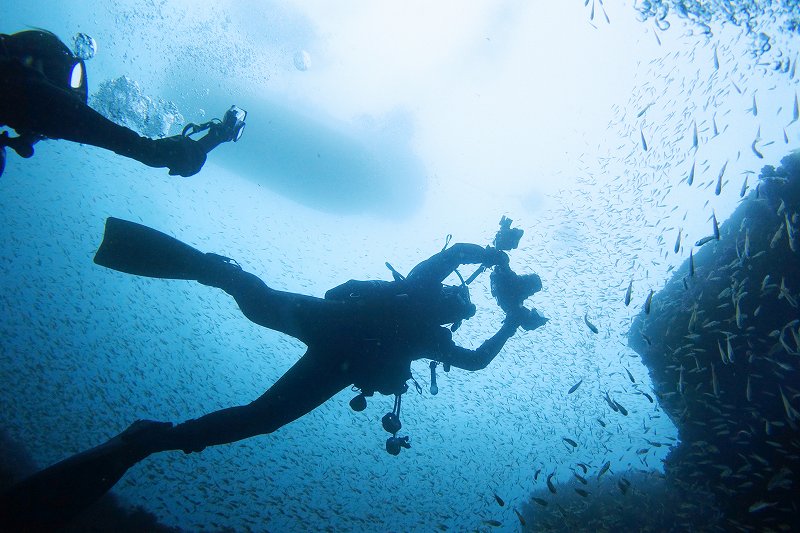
xmin=437 ymin=321 xmax=518 ymax=372
xmin=0 ymin=61 xmax=205 ymax=176
xmin=405 ymin=243 xmax=507 ymax=287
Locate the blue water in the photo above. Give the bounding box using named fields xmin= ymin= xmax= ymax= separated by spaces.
xmin=2 ymin=1 xmax=799 ymax=531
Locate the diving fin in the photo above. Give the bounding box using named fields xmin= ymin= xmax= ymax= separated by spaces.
xmin=94 ymin=217 xmax=206 ymax=280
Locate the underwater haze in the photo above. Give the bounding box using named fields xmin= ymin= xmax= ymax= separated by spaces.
xmin=2 ymin=0 xmax=800 ymax=531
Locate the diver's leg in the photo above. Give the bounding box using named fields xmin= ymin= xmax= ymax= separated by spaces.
xmin=0 ymin=420 xmax=172 ymax=531
xmin=199 ymin=259 xmax=345 ymax=342
xmin=152 ymin=349 xmax=350 ymax=453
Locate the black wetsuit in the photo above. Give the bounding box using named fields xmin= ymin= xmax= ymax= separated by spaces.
xmin=0 ymin=33 xmax=206 ymax=176
xmin=157 ymin=243 xmax=517 ymax=453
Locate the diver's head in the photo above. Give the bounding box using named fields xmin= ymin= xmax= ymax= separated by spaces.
xmin=431 ymin=283 xmax=476 ymax=327
xmin=2 ymin=30 xmax=87 ymax=104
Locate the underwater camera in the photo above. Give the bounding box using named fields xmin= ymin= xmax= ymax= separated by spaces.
xmin=219 ymin=105 xmax=247 ymax=143
xmin=493 ymin=215 xmax=524 ymax=251
xmin=182 ymin=105 xmax=247 ymax=154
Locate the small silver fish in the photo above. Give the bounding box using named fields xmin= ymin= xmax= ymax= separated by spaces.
xmin=712 ymin=211 xmax=720 ymax=240
xmin=715 ymin=161 xmax=728 ymax=195
xmin=674 ymin=228 xmax=682 ymax=253
xmin=584 ymin=313 xmax=599 ymax=334
xmin=624 ymin=280 xmax=633 ymax=306
xmin=689 ymin=249 xmax=694 ymax=277
xmin=687 ymin=160 xmax=695 ymax=185
xmin=546 ymin=473 xmax=557 ymax=494
xmin=644 ymin=289 xmax=654 ymax=314
xmin=691 ymin=121 xmax=698 ymax=150
xmin=640 ymin=128 xmax=648 ymax=151
xmin=695 ymin=235 xmax=715 ymax=247
xmin=751 ymin=140 xmax=763 ymax=159
xmin=597 ymin=461 xmax=611 ymax=479
xmin=712 ymin=46 xmax=719 ymax=70
xmin=568 ymin=379 xmax=583 ymax=394
xmin=740 ymin=176 xmax=748 ymax=197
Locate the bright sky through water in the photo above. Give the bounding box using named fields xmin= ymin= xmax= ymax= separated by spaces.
xmin=2 ymin=0 xmax=799 ymax=531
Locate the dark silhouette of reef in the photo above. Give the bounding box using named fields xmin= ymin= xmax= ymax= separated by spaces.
xmin=626 ymin=150 xmax=800 ymax=532
xmin=0 ymin=429 xmax=186 ymax=533
xmin=520 ymin=150 xmax=800 ymax=532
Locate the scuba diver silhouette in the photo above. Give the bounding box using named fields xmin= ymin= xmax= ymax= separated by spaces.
xmin=0 ymin=216 xmax=546 ymax=530
xmin=0 ymin=29 xmax=247 ymax=178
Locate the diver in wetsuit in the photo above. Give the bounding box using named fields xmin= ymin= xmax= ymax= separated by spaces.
xmin=0 ymin=30 xmax=245 ymax=178
xmin=0 ymin=217 xmax=546 ymax=530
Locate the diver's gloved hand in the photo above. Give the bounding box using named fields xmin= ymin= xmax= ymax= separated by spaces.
xmin=483 ymin=246 xmax=510 ymax=267
xmin=505 ymin=306 xmax=548 ymax=332
xmin=151 ymin=135 xmax=207 ymax=177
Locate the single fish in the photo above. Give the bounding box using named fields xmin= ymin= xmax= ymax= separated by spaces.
xmin=740 ymin=176 xmax=748 ymax=197
xmin=712 ymin=114 xmax=719 ymax=136
xmin=513 ymin=508 xmax=526 ymax=527
xmin=618 ymin=478 xmax=630 ymax=494
xmin=717 ymin=339 xmax=728 ymax=364
xmin=712 ymin=211 xmax=720 ymax=240
xmin=644 ymin=289 xmax=654 ymax=314
xmin=695 ymin=235 xmax=715 ymax=247
xmin=614 ymin=400 xmax=629 ymax=416
xmin=534 ymin=468 xmax=542 ymax=481
xmin=624 ymin=280 xmax=633 ymax=306
xmin=711 ymin=362 xmax=719 ymax=398
xmin=678 ymin=364 xmax=685 ymax=394
xmin=574 ymin=488 xmax=590 ymax=498
xmin=732 ymin=80 xmax=742 ymax=94
xmin=625 ymin=367 xmax=635 ymax=383
xmin=743 ymin=229 xmax=750 ymax=259
xmin=792 ymin=92 xmax=798 ymax=124
xmin=779 ymin=386 xmax=799 ymax=421
xmin=751 ymin=139 xmax=763 ymax=159
xmin=492 ymin=492 xmax=505 ymax=507
xmin=726 ymin=335 xmax=735 ymax=362
xmin=482 ymin=519 xmax=502 ymax=527
xmin=532 ymin=497 xmax=548 ymax=507
xmin=636 ymin=102 xmax=654 ymax=118
xmin=689 ymin=249 xmax=695 ymax=277
xmin=596 ymin=418 xmax=607 ymax=427
xmin=576 ymin=463 xmax=588 ymax=474
xmin=748 ymin=501 xmax=777 ymax=513
xmin=598 ymin=461 xmax=611 ymax=479
xmin=715 ymin=161 xmax=728 ymax=195
xmin=568 ymin=379 xmax=583 ymax=394
xmin=674 ymin=228 xmax=682 ymax=253
xmin=751 ymin=94 xmax=758 ymax=116
xmin=584 ymin=313 xmax=599 ymax=334
xmin=746 ymin=375 xmax=752 ymax=402
xmin=712 ymin=46 xmax=719 ymax=69
xmin=691 ymin=121 xmax=698 ymax=150
xmin=573 ymin=472 xmax=588 ymax=485
xmin=563 ymin=437 xmax=578 ymax=448
xmin=640 ymin=128 xmax=648 ymax=151
xmin=546 ymin=473 xmax=557 ymax=494
xmin=603 ymin=391 xmax=619 ymax=412
xmin=641 ymin=391 xmax=654 ymax=403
